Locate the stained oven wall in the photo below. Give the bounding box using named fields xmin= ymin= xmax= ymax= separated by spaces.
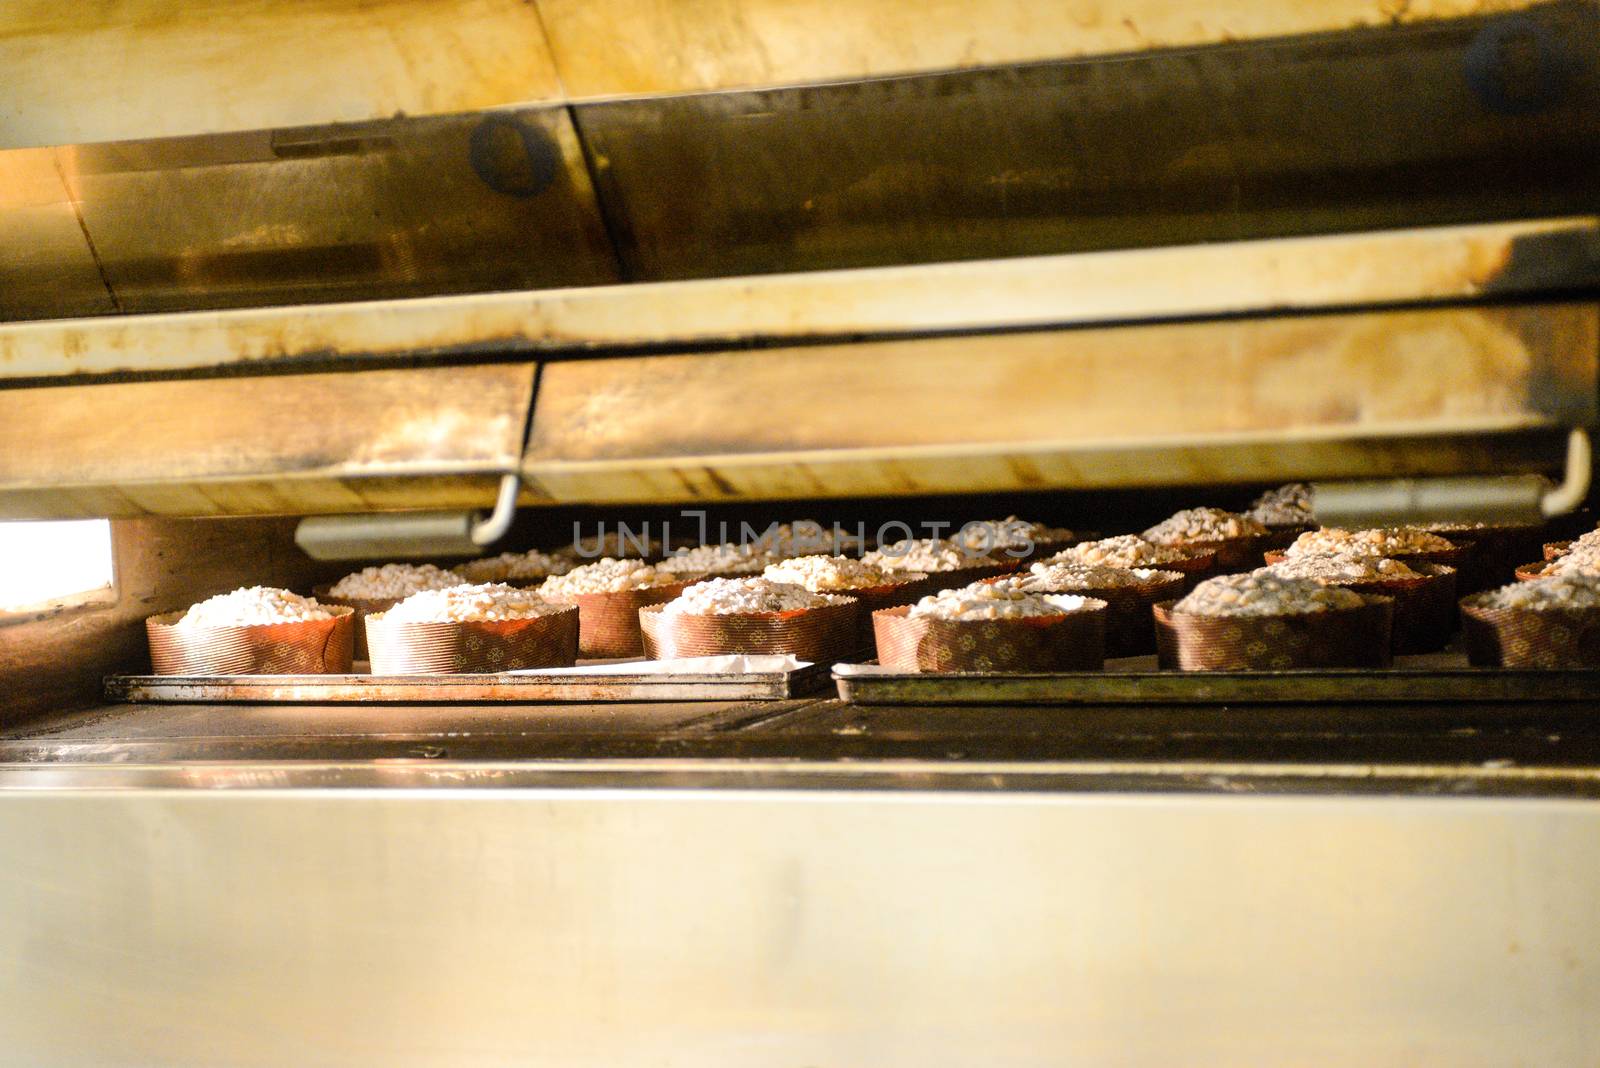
xmin=0 ymin=516 xmax=330 ymax=725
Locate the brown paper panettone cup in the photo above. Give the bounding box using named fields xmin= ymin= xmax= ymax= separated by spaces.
xmin=916 ymin=560 xmax=1023 ymax=592
xmin=1152 ymin=597 xmax=1393 ymax=671
xmin=1147 ymin=550 xmax=1220 ymax=591
xmin=1011 ymin=537 xmax=1080 ymax=563
xmin=1085 ymin=580 xmax=1184 ymax=657
xmin=1544 ymin=540 xmax=1574 ymax=561
xmin=554 ymin=541 xmax=668 ymax=566
xmin=1010 ymin=530 xmax=1101 ymax=563
xmin=1332 ymin=564 xmax=1457 ymax=654
xmin=1264 ymin=543 xmax=1471 ymax=571
xmin=1460 ymin=600 xmax=1600 ymax=668
xmin=872 ymin=601 xmax=1107 ymax=673
xmin=953 ymin=527 xmax=1089 ymax=565
xmin=1258 ymin=524 xmax=1314 ymax=552
xmin=638 ymin=599 xmax=860 ymax=664
xmin=543 ymin=582 xmax=699 ymax=658
xmin=365 ymin=606 xmax=579 ymax=674
xmin=1477 ymin=525 xmax=1548 ymax=583
xmin=1515 ymin=561 xmax=1552 ymax=582
xmin=455 ymin=554 xmax=575 ymax=588
xmin=146 ymin=607 xmax=355 ymax=676
xmin=832 ymin=576 xmax=935 ymax=652
xmin=1162 ymin=535 xmax=1265 ymax=572
xmin=313 ymin=586 xmax=402 ymax=661
xmin=1431 ymin=525 xmax=1548 ymax=593
xmin=1395 ymin=543 xmax=1475 ymax=570
xmin=989 ymin=571 xmax=1185 ymax=658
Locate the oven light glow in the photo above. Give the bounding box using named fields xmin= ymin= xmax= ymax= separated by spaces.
xmin=0 ymin=520 xmax=114 ymax=612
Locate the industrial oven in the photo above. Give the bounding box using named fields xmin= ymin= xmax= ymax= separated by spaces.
xmin=3 ymin=2 xmax=1600 ymax=1065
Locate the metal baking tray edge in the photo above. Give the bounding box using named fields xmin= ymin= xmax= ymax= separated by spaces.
xmin=106 ymin=662 xmax=831 ymax=704
xmin=833 ymin=660 xmax=1600 ymax=705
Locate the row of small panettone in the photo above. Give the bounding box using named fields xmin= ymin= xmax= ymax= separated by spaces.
xmin=145 ymin=491 xmax=1600 ymax=675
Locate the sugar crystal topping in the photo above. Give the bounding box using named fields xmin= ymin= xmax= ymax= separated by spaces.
xmin=864 ymin=538 xmax=1004 ymax=573
xmin=178 ymin=587 xmax=333 ymax=627
xmin=1143 ymin=508 xmax=1267 ymax=545
xmin=1013 ymin=562 xmax=1182 ymax=590
xmin=329 ymin=563 xmax=465 ymax=599
xmin=541 ymin=558 xmax=683 ymax=596
xmin=1263 ymin=554 xmax=1423 ymax=583
xmin=455 ymin=550 xmax=571 ymax=584
xmin=660 ymin=576 xmax=849 ymax=615
xmin=1286 ymin=527 xmax=1454 ymax=558
xmin=1049 ymin=535 xmax=1196 ymax=569
xmin=763 ymin=555 xmax=912 ymax=591
xmin=908 ymin=582 xmax=1101 ymax=621
xmin=384 ymin=583 xmax=566 ymax=623
xmin=1173 ymin=572 xmax=1367 ymax=617
xmin=1248 ymin=483 xmax=1315 ymax=528
xmin=1472 ymin=576 xmax=1600 ymax=611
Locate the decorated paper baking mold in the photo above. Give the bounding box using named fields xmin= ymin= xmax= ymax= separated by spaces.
xmin=365 ymin=606 xmax=579 ymax=674
xmin=146 ymin=607 xmax=355 ymax=676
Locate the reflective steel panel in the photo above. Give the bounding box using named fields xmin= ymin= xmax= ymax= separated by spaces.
xmin=577 ymin=3 xmax=1600 ymax=279
xmin=0 ymin=107 xmax=620 ymax=321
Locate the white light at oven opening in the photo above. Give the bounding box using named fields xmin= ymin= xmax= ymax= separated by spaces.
xmin=0 ymin=519 xmax=114 ymax=612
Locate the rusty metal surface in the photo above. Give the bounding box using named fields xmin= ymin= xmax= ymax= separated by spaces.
xmin=576 ymin=3 xmax=1600 ymax=280
xmin=524 ymin=433 xmax=1587 ymax=505
xmin=2 ymin=751 xmax=1600 ymax=792
xmin=0 ymin=761 xmax=1596 ymax=1065
xmin=2 ymin=217 xmax=1594 ymax=382
xmin=3 ymin=6 xmax=1595 ymax=325
xmin=0 ymin=0 xmax=564 ymax=150
xmin=523 ymin=304 xmax=1598 ymax=502
xmin=0 ymin=147 xmax=118 ymax=320
xmin=528 ymin=304 xmax=1599 ymax=458
xmin=834 ymin=652 xmax=1600 ymax=705
xmin=0 ymin=475 xmax=528 ymax=523
xmin=0 ymin=106 xmax=618 ymax=322
xmin=10 ymin=697 xmax=1600 ymax=774
xmin=762 ymin=694 xmax=1600 ymax=748
xmin=0 ymin=0 xmax=1552 ymax=153
xmin=0 ymin=362 xmax=535 ymax=519
xmin=537 ymin=0 xmax=1549 ymax=98
xmin=104 ymin=662 xmax=832 ymax=704
xmin=3 ymin=699 xmax=784 ymax=745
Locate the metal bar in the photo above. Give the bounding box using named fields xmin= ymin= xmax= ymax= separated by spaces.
xmin=1 ymin=217 xmax=1594 ymax=382
xmin=833 ymin=660 xmax=1600 ymax=705
xmin=104 ymin=662 xmax=832 ymax=704
xmin=522 ymin=303 xmax=1597 ymax=502
xmin=0 ymin=362 xmax=538 ymax=520
xmin=1 ymin=757 xmax=1600 ymax=794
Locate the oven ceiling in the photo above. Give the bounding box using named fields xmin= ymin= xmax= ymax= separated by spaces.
xmin=1 ymin=0 xmax=1595 ymax=320
xmin=0 ymin=1 xmax=1595 ymax=516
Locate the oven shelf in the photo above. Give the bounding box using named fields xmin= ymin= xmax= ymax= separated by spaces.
xmin=833 ymin=652 xmax=1600 ymax=706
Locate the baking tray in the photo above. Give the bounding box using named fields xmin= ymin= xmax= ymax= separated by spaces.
xmin=107 ymin=660 xmax=830 ymax=704
xmin=834 ymin=652 xmax=1600 ymax=705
